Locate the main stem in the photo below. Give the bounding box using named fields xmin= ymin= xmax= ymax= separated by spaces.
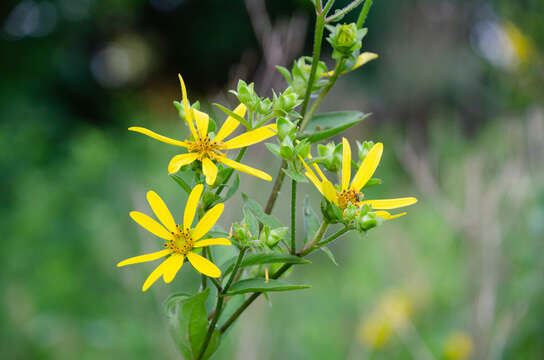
xmin=197 ymin=247 xmax=247 ymax=360
xmin=290 ymin=179 xmax=297 ymax=254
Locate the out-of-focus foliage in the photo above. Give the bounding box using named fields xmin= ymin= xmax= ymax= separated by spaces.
xmin=1 ymin=0 xmax=543 ymax=359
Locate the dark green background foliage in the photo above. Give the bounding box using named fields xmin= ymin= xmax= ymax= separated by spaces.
xmin=1 ymin=0 xmax=543 ymax=359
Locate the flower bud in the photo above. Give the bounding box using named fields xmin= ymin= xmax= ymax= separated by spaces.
xmin=321 ymin=198 xmax=344 ymax=224
xmin=295 ymin=140 xmax=311 ymax=159
xmin=231 ymin=80 xmax=261 ymax=111
xmin=343 ymin=202 xmax=359 ymax=222
xmin=317 ymin=142 xmax=342 ymax=172
xmin=277 ymin=117 xmax=297 ymax=141
xmin=273 ymin=87 xmax=302 ymax=116
xmin=326 ymin=23 xmax=367 ymax=60
xmin=261 ymin=226 xmax=288 ymax=248
xmin=256 ymin=98 xmax=272 ymax=115
xmin=358 ymin=212 xmax=378 ymax=232
xmin=232 ymin=222 xmax=252 ymax=247
xmin=356 ymin=140 xmax=375 ymax=163
xmin=280 ymin=136 xmax=295 ymax=160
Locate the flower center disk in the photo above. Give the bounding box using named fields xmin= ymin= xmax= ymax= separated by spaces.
xmin=165 ymin=224 xmax=194 ymax=254
xmin=187 ymin=136 xmax=223 ymax=160
xmin=337 ymin=189 xmax=361 ymax=209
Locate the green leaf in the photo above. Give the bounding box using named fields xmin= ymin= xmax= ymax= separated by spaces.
xmin=164 ymin=289 xmax=221 ymax=360
xmin=303 ymin=196 xmax=320 ymax=243
xmin=242 ymin=205 xmax=259 ymax=238
xmin=223 ymin=174 xmax=240 ymax=202
xmin=241 ymin=193 xmax=283 ymax=229
xmin=221 ymin=253 xmax=310 ymax=277
xmin=213 ymin=103 xmax=249 ymax=129
xmin=225 ymin=278 xmax=310 ymax=295
xmin=299 ymin=111 xmax=370 ymax=143
xmin=169 ymin=174 xmax=192 ymax=195
xmin=363 ymin=178 xmax=381 ymax=189
xmin=265 ymin=142 xmax=282 ymax=158
xmin=320 ymin=246 xmax=339 ymax=266
xmin=282 ymin=168 xmax=308 ymax=183
xmin=276 ymin=65 xmax=292 ymax=84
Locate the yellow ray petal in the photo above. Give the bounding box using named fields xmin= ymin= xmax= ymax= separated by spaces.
xmin=168 ymin=153 xmax=199 ymax=174
xmin=217 ymin=156 xmax=272 ymax=181
xmin=192 ymin=203 xmax=224 ymax=241
xmin=128 ymin=127 xmax=187 ymax=148
xmin=351 ymin=142 xmax=383 ymax=192
xmin=130 ymin=211 xmax=173 ymax=240
xmin=184 ymin=184 xmax=204 ymax=230
xmin=362 ymin=197 xmax=418 ymax=210
xmin=193 ymin=238 xmax=232 ymax=248
xmin=222 ymin=124 xmax=277 ymax=149
xmin=215 ymin=104 xmax=246 ymax=142
xmin=117 ymin=249 xmax=172 ymax=267
xmin=162 ymin=253 xmax=184 ymax=283
xmin=194 ymin=108 xmax=209 ymax=138
xmin=142 ymin=256 xmax=171 ymax=292
xmin=147 ymin=191 xmax=176 ymax=233
xmin=305 ymin=170 xmax=325 ymax=196
xmin=186 ymin=251 xmax=221 ymax=278
xmin=374 ymin=211 xmax=407 ymax=220
xmin=342 ymin=137 xmax=351 ymax=191
xmin=178 ymin=74 xmax=198 ymax=140
xmin=323 ymin=52 xmax=379 ymax=76
xmin=202 ymin=157 xmax=218 ymax=185
xmin=322 ymin=179 xmax=339 ymax=205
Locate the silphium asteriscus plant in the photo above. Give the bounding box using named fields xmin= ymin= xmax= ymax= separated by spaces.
xmin=301 ymin=137 xmax=417 ymax=220
xmin=117 ymin=184 xmax=231 ymax=291
xmin=129 ymin=74 xmax=277 ymax=185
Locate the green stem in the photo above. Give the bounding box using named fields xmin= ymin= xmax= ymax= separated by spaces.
xmin=300 ymin=226 xmax=351 ymax=256
xmin=220 ymin=221 xmax=334 ymax=334
xmin=290 ymin=179 xmax=297 ymax=254
xmin=264 ymin=161 xmax=287 ymax=215
xmin=197 ymin=248 xmax=247 ymax=360
xmin=215 ymin=147 xmax=247 ymax=196
xmin=356 ymin=0 xmax=373 ymax=29
xmin=325 ymin=0 xmax=365 ymax=23
xmin=299 ymin=13 xmax=325 ymax=119
xmin=299 ymin=58 xmax=346 ymax=131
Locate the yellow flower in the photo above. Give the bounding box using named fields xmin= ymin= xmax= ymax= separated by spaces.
xmin=323 ymin=52 xmax=379 ymax=77
xmin=117 ymin=184 xmax=231 ymax=292
xmin=443 ymin=332 xmax=473 ymax=360
xmin=129 ymin=74 xmax=277 ymax=185
xmin=301 ymin=138 xmax=417 ymax=220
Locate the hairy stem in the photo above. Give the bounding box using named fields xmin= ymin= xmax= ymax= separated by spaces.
xmin=299 ymin=13 xmax=325 ymax=119
xmin=291 ymin=179 xmax=297 ymax=254
xmin=198 ymin=248 xmax=247 ymax=359
xmin=264 ymin=161 xmax=287 ymax=215
xmin=325 ymin=0 xmax=365 ymax=24
xmin=356 ymin=0 xmax=373 ymax=29
xmin=299 ymin=58 xmax=345 ymax=131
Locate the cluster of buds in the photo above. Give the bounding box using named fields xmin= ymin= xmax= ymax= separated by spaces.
xmin=316 ymin=142 xmax=343 ymax=172
xmin=276 ymin=57 xmax=329 ymax=98
xmin=326 ymin=23 xmax=367 ymax=60
xmin=230 ymin=80 xmax=272 ymax=114
xmin=259 ymin=225 xmax=288 ymax=249
xmin=272 ymin=87 xmax=302 ymax=117
xmin=230 ymin=221 xmax=254 ymax=248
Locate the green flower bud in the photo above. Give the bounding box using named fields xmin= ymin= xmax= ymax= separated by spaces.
xmin=356 ymin=140 xmax=375 ymax=163
xmin=295 ymin=140 xmax=311 ymax=159
xmin=343 ymin=202 xmax=359 ymax=222
xmin=326 ymin=23 xmax=367 ymax=60
xmin=358 ymin=212 xmax=378 ymax=232
xmin=277 ymin=117 xmax=297 ymax=141
xmin=256 ymin=98 xmax=272 ymax=115
xmin=232 ymin=222 xmax=252 ymax=247
xmin=280 ymin=136 xmax=295 ymax=160
xmin=317 ymin=142 xmax=342 ymax=172
xmin=273 ymin=87 xmax=302 ymax=116
xmin=321 ymin=198 xmax=344 ymax=224
xmin=231 ymin=80 xmax=261 ymax=111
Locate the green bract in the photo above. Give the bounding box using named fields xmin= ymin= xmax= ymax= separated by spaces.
xmin=326 ymin=23 xmax=367 ymax=60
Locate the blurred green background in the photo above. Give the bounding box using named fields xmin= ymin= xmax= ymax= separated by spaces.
xmin=2 ymin=0 xmax=543 ymax=359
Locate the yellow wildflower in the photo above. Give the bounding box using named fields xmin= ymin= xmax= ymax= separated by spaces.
xmin=323 ymin=52 xmax=379 ymax=77
xmin=129 ymin=74 xmax=277 ymax=185
xmin=117 ymin=184 xmax=230 ymax=292
xmin=301 ymin=138 xmax=417 ymax=220
xmin=443 ymin=332 xmax=473 ymax=360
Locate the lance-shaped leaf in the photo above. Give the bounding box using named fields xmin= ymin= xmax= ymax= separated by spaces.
xmin=169 ymin=174 xmax=192 ymax=195
xmin=298 ymin=111 xmax=370 ymax=143
xmin=221 ymin=253 xmax=310 ymax=277
xmin=164 ymin=289 xmax=221 ymax=360
xmin=225 ymin=278 xmax=310 ymax=295
xmin=241 ymin=193 xmax=283 ymax=229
